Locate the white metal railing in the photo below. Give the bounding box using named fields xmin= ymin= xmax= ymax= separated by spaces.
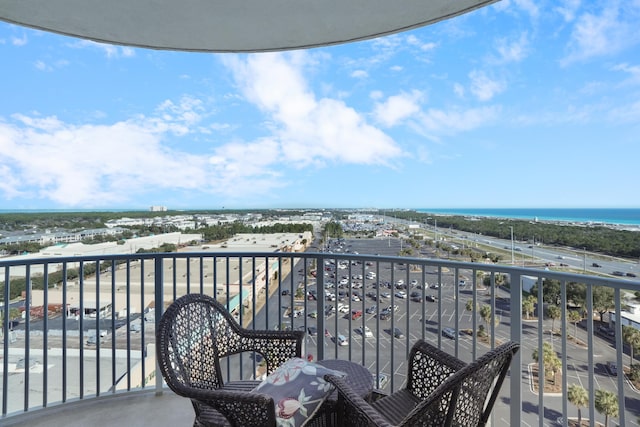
xmin=2 ymin=251 xmax=639 ymax=426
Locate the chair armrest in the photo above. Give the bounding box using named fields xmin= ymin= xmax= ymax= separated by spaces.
xmin=240 ymin=329 xmax=305 ymax=374
xmin=325 ymin=374 xmax=394 ymax=427
xmin=186 ymin=386 xmax=277 ymax=426
xmin=406 ymin=339 xmax=467 ymax=399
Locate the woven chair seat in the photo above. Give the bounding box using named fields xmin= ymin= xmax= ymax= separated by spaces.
xmin=326 ymin=339 xmax=519 ymax=427
xmin=371 ymin=389 xmax=421 ymax=425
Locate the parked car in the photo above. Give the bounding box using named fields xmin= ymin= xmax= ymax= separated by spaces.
xmin=607 ymin=361 xmax=617 ymax=376
xmin=307 ymin=326 xmax=317 ymax=336
xmin=442 ymin=327 xmax=459 ymax=339
xmin=426 ymin=295 xmax=437 ymax=302
xmin=395 ymin=291 xmax=407 ymax=299
xmin=337 ymin=334 xmax=349 ymax=346
xmin=393 ymin=327 xmax=405 ymax=339
xmin=365 ymin=305 xmax=377 ymax=315
xmin=351 ymin=310 xmax=363 ymax=320
xmin=356 ymin=326 xmax=373 ymax=338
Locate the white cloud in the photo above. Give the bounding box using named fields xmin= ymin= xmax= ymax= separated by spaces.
xmin=453 ymin=83 xmax=465 ymax=98
xmin=514 ymin=0 xmax=540 ymax=19
xmin=494 ymin=33 xmax=529 ymax=63
xmin=372 ymin=91 xmax=423 ymax=127
xmin=35 ymin=60 xmax=51 ymax=72
xmin=469 ymin=70 xmax=506 ymax=101
xmin=223 ymin=52 xmax=403 ymax=167
xmin=351 ymin=70 xmax=368 ymax=79
xmin=561 ymin=4 xmax=640 ymax=66
xmin=0 ymin=116 xmax=208 ymax=206
xmin=70 ymin=40 xmax=137 ymax=58
xmin=406 ymin=35 xmax=438 ymax=52
xmin=555 ymin=0 xmax=581 ymax=22
xmin=415 ymin=106 xmax=501 ymax=137
xmin=369 ymin=91 xmax=384 ymax=100
xmin=11 ymin=35 xmax=27 ymax=46
xmin=611 ymin=63 xmax=640 ymax=85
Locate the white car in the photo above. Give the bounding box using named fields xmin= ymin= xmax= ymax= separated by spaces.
xmin=395 ymin=291 xmax=407 ymax=299
xmin=337 ymin=334 xmax=349 ymax=346
xmin=356 ymin=326 xmax=373 ymax=338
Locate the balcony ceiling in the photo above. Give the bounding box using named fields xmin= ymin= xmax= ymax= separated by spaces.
xmin=0 ymin=0 xmax=498 ymax=52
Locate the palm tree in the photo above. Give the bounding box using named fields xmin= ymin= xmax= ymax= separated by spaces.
xmin=623 ymin=325 xmax=640 ymax=367
xmin=532 ymin=342 xmax=561 ymax=385
xmin=568 ymin=384 xmax=588 ymax=426
xmin=523 ymin=295 xmax=537 ymax=320
xmin=568 ymin=310 xmax=582 ymax=339
xmin=595 ymin=389 xmax=618 ymax=427
xmin=547 ymin=304 xmax=561 ymax=335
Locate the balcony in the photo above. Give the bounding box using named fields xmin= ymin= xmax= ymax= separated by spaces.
xmin=2 ymin=248 xmax=639 ymax=426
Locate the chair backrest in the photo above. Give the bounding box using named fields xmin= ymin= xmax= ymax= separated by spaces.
xmin=405 ymin=341 xmax=519 ymax=427
xmin=156 ymin=293 xmax=246 ymax=393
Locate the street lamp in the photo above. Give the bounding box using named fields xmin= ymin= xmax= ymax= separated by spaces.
xmin=509 ymin=226 xmax=514 ymax=265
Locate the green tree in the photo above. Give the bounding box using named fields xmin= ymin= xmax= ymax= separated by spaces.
xmin=595 ymin=389 xmax=618 ymax=427
xmin=623 ymin=326 xmax=640 ymax=368
xmin=479 ymin=304 xmax=497 ymax=338
xmin=530 ymin=279 xmax=561 ymax=305
xmin=522 ymin=295 xmax=537 ymax=320
xmin=567 ymin=310 xmax=582 ymax=339
xmin=567 ymin=282 xmax=587 ymax=314
xmin=592 ymin=286 xmax=615 ymax=322
xmin=547 ymin=305 xmax=561 ymax=335
xmin=568 ymin=384 xmax=588 ymax=427
xmin=532 ymin=342 xmax=561 ymax=385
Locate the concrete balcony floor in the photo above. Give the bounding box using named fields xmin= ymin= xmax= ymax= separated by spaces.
xmin=3 ymin=390 xmax=193 ymax=427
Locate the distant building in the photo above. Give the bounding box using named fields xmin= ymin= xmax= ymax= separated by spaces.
xmin=149 ymin=206 xmax=167 ymax=212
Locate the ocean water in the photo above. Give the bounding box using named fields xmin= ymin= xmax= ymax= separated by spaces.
xmin=417 ymin=208 xmax=640 ymax=226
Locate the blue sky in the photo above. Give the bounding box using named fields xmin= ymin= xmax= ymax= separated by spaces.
xmin=1 ymin=1 xmax=639 ymax=210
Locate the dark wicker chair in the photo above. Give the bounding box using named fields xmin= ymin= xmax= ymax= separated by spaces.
xmin=325 ymin=339 xmax=519 ymax=427
xmin=156 ymin=293 xmax=305 ymax=427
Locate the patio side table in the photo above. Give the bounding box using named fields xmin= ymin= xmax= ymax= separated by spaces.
xmin=308 ymin=359 xmax=373 ymax=427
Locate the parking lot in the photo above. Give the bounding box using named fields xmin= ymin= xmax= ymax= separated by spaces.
xmin=276 ymin=237 xmax=500 ymax=390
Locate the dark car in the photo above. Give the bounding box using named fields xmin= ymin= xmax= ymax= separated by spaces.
xmin=426 ymin=295 xmax=437 ymax=302
xmin=393 ymin=327 xmax=405 ymax=339
xmin=627 ymin=272 xmax=637 ymax=278
xmin=592 ymin=262 xmax=601 ymax=268
xmin=612 ymin=271 xmax=625 ymax=276
xmin=607 ymin=361 xmax=617 ymax=376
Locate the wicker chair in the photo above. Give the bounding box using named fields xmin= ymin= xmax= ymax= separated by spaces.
xmin=325 ymin=339 xmax=519 ymax=427
xmin=156 ymin=293 xmax=305 ymax=427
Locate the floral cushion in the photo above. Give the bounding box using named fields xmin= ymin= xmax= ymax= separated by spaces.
xmin=253 ymin=357 xmax=345 ymax=427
